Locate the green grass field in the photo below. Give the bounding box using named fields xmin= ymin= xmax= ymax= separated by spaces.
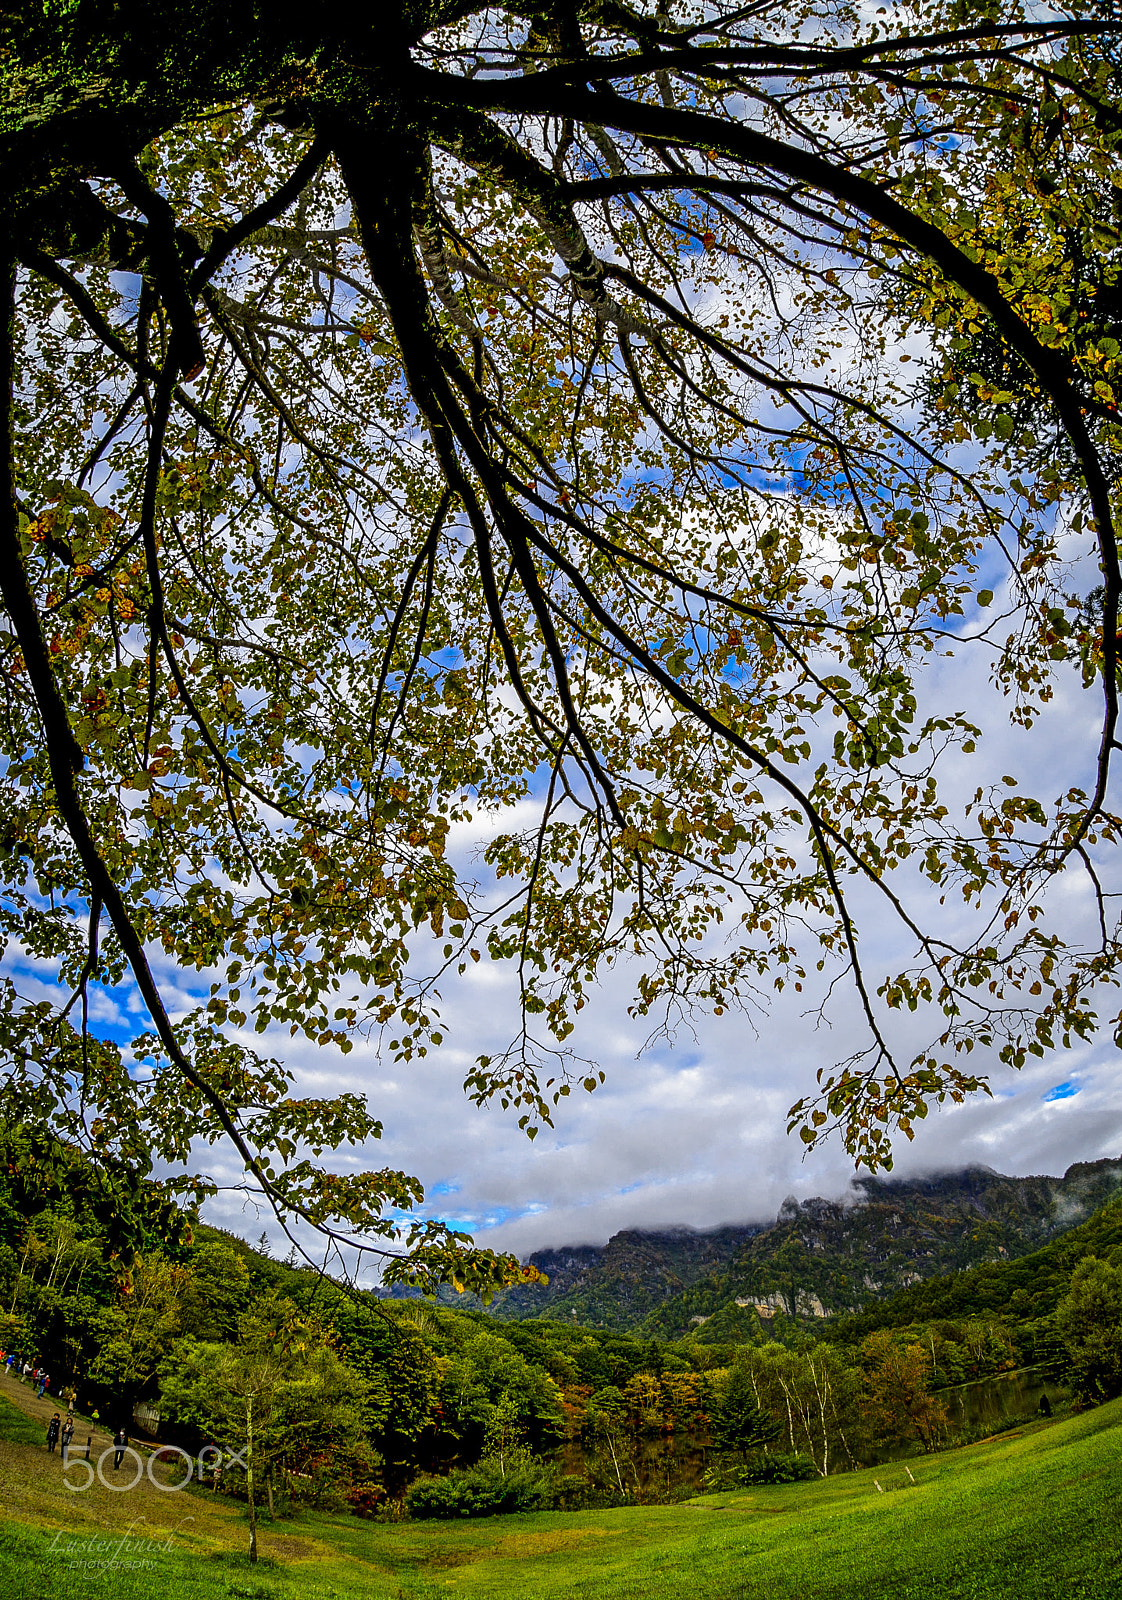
xmin=0 ymin=1399 xmax=1119 ymax=1599
xmin=0 ymin=1392 xmax=46 ymax=1449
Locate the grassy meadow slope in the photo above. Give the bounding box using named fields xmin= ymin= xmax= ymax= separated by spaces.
xmin=1 ymin=1383 xmax=1118 ymax=1598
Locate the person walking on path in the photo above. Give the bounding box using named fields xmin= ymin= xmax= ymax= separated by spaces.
xmin=46 ymin=1413 xmax=60 ymax=1453
xmin=60 ymin=1418 xmax=73 ymax=1466
xmin=36 ymin=1371 xmax=49 ymax=1398
xmin=112 ymin=1427 xmax=128 ymax=1471
xmin=62 ymin=1385 xmax=76 ymax=1416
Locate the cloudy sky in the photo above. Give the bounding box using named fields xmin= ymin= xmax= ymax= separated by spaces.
xmin=193 ymin=582 xmax=1122 ymax=1265
xmin=7 ymin=523 xmax=1122 ymax=1284
xmin=223 ymin=923 xmax=1122 ymax=1266
xmin=8 ymin=458 xmax=1122 ymax=1274
xmin=8 ymin=522 xmax=1122 ymax=1271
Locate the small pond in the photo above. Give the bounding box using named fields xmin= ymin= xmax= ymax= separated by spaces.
xmin=939 ymin=1365 xmax=1068 ymax=1435
xmin=866 ymin=1365 xmax=1069 ymax=1464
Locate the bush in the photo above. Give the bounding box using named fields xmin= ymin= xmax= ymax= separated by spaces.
xmin=701 ymin=1452 xmax=816 ymax=1490
xmin=406 ymin=1456 xmax=554 ymax=1519
xmin=742 ymin=1452 xmax=817 ymax=1484
xmin=346 ymin=1480 xmax=385 ymax=1518
xmin=549 ymin=1473 xmax=630 ymax=1511
xmin=550 ymin=1472 xmax=595 ymax=1510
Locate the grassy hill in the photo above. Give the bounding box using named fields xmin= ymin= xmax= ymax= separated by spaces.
xmin=490 ymin=1159 xmax=1122 ymax=1337
xmin=1 ymin=1383 xmax=1118 ymax=1598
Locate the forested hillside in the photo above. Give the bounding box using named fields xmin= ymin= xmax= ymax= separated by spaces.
xmin=822 ymin=1192 xmax=1122 ymax=1346
xmin=490 ymin=1224 xmax=764 ymax=1327
xmin=492 ymin=1161 xmax=1122 ymax=1337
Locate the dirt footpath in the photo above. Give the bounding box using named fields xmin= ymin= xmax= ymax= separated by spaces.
xmin=0 ymin=1368 xmax=116 ymax=1458
xmin=0 ymin=1367 xmax=242 ymax=1549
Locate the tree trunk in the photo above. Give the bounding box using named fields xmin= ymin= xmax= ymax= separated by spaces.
xmin=246 ymin=1394 xmax=257 ymax=1563
xmin=46 ymin=1236 xmax=63 ymax=1289
xmin=605 ymin=1428 xmax=624 ymax=1495
xmin=265 ymin=1467 xmax=274 ymax=1517
xmin=9 ymin=1239 xmax=30 ymax=1313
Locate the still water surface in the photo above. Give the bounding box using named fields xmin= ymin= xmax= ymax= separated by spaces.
xmin=940 ymin=1365 xmax=1067 ymax=1434
xmin=560 ymin=1367 xmax=1068 ymax=1489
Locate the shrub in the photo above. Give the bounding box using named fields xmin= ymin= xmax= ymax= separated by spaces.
xmin=346 ymin=1481 xmax=385 ymax=1518
xmin=406 ymin=1456 xmax=554 ymax=1519
xmin=550 ymin=1473 xmax=595 ymax=1510
xmin=742 ymin=1452 xmax=817 ymax=1485
xmin=701 ymin=1452 xmax=816 ymax=1490
xmin=548 ymin=1473 xmax=630 ymax=1511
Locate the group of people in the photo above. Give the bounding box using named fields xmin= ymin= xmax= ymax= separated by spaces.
xmin=45 ymin=1415 xmax=129 ymax=1470
xmin=1 ymin=1350 xmax=54 ymax=1398
xmin=3 ymin=1350 xmax=83 ymax=1413
xmin=2 ymin=1345 xmax=129 ymax=1470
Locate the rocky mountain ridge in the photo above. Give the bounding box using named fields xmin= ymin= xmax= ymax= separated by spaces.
xmin=489 ymin=1158 xmax=1122 ymax=1337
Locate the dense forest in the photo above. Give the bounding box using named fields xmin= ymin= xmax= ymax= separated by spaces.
xmin=2 ymin=1126 xmax=1120 ymax=1519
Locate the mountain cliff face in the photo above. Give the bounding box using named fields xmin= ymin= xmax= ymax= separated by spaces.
xmin=491 ymin=1224 xmax=765 ymax=1327
xmin=489 ymin=1158 xmax=1122 ymax=1337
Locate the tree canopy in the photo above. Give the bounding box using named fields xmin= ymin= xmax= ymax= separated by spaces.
xmin=1 ymin=1 xmax=1121 ymax=1288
